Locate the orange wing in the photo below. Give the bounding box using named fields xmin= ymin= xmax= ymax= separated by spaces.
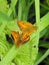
xmin=21 ymin=32 xmax=30 ymax=43
xmin=17 ymin=20 xmax=37 ymax=35
xmin=17 ymin=20 xmax=33 ymax=30
xmin=11 ymin=31 xmax=20 ymax=43
xmin=11 ymin=31 xmax=23 ymax=48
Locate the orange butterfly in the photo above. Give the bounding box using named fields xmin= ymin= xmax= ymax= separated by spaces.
xmin=11 ymin=20 xmax=37 ymax=48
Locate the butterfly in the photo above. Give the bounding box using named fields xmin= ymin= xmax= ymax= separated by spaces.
xmin=11 ymin=20 xmax=37 ymax=48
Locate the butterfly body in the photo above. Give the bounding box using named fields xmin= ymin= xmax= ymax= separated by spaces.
xmin=11 ymin=20 xmax=37 ymax=48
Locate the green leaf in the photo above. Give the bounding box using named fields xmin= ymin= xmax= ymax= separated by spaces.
xmin=0 ymin=0 xmax=9 ymax=14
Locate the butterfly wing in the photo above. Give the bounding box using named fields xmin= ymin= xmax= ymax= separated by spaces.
xmin=17 ymin=20 xmax=37 ymax=35
xmin=17 ymin=20 xmax=33 ymax=31
xmin=11 ymin=31 xmax=23 ymax=48
xmin=21 ymin=32 xmax=30 ymax=43
xmin=11 ymin=31 xmax=20 ymax=43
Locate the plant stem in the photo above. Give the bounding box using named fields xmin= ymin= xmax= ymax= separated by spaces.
xmin=34 ymin=49 xmax=49 ymax=65
xmin=40 ymin=3 xmax=49 ymax=10
xmin=0 ymin=45 xmax=18 ymax=65
xmin=18 ymin=0 xmax=22 ymax=20
xmin=35 ymin=0 xmax=40 ymax=46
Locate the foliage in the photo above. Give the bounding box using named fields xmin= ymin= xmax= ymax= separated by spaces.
xmin=0 ymin=0 xmax=49 ymax=65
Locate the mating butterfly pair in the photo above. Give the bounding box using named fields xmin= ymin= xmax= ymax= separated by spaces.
xmin=11 ymin=20 xmax=37 ymax=48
